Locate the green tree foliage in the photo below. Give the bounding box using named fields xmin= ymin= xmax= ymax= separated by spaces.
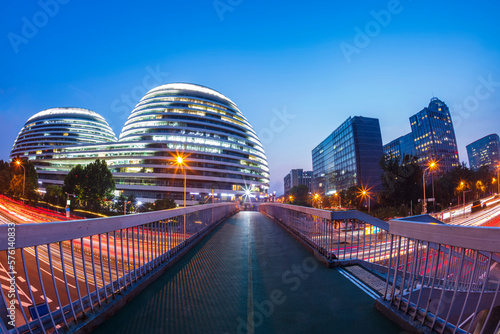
xmin=435 ymin=163 xmax=495 ymax=208
xmin=114 ymin=193 xmax=138 ymax=213
xmin=137 ymin=202 xmax=156 ymax=212
xmin=63 ymin=159 xmax=115 ymax=212
xmin=344 ymin=186 xmax=361 ymax=209
xmin=379 ymin=154 xmax=422 ymax=208
xmin=62 ymin=164 xmax=85 ymax=204
xmin=0 ymin=160 xmax=12 ymax=194
xmin=154 ymin=198 xmax=177 ymax=210
xmin=82 ymin=159 xmax=115 ymax=211
xmin=134 ymin=199 xmax=177 ymax=212
xmin=44 ymin=185 xmax=64 ymax=206
xmin=9 ymin=160 xmax=38 ymax=201
xmin=8 ymin=175 xmax=23 ymax=197
xmin=288 ymin=184 xmax=310 ymax=206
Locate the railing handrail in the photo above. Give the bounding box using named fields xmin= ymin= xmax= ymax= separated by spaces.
xmin=259 ymin=203 xmax=389 ymax=230
xmin=331 ymin=210 xmax=389 ymax=230
xmin=259 ymin=202 xmax=333 ymax=219
xmin=389 ymin=218 xmax=500 ymax=253
xmin=0 ymin=202 xmax=236 ymax=250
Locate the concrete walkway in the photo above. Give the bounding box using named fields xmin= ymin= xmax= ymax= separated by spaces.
xmin=93 ymin=212 xmax=400 ymax=334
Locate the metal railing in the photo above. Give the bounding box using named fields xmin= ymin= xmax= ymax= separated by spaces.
xmin=384 ymin=219 xmax=500 ymax=334
xmin=259 ymin=203 xmax=390 ymax=266
xmin=259 ymin=203 xmax=500 ymax=334
xmin=0 ymin=203 xmax=238 ymax=333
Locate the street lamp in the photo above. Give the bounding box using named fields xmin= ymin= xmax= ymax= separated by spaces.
xmin=358 ymin=187 xmax=371 ymax=213
xmin=313 ymin=193 xmax=320 ymax=208
xmin=334 ymin=191 xmax=341 ymax=208
xmin=173 ymin=155 xmax=187 ymax=208
xmin=362 ymin=190 xmax=370 ymax=213
xmin=422 ymin=161 xmax=437 ymax=214
xmin=174 ymin=153 xmax=187 ymax=239
xmin=16 ymin=160 xmax=26 ymax=198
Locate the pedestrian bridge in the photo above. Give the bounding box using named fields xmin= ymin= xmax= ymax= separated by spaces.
xmin=1 ymin=203 xmax=500 ymax=333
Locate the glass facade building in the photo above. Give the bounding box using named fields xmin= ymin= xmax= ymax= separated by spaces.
xmin=10 ymin=84 xmax=270 ymax=204
xmin=383 ymin=98 xmax=459 ymax=173
xmin=312 ymin=116 xmax=383 ymax=195
xmin=283 ymin=169 xmax=312 ymax=194
xmin=10 ymin=108 xmax=117 ymax=160
xmin=410 ymin=98 xmax=459 ymax=172
xmin=383 ymin=133 xmax=415 ymax=161
xmin=466 ymin=134 xmax=500 ymax=171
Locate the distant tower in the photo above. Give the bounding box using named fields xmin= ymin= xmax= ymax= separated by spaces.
xmin=409 ymin=98 xmax=459 ymax=173
xmin=466 ymin=134 xmax=500 ymax=171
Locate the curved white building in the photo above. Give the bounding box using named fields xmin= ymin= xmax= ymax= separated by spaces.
xmin=10 ymin=107 xmax=117 ymax=160
xmin=12 ymin=84 xmax=270 ymax=204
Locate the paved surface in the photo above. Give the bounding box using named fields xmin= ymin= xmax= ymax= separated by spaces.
xmin=93 ymin=212 xmax=400 ymax=334
xmin=344 ymin=265 xmax=390 ymax=296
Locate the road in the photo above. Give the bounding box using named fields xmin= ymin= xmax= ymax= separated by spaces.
xmin=0 ymin=196 xmax=181 ymax=329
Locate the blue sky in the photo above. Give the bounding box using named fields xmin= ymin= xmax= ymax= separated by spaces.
xmin=1 ymin=0 xmax=500 ymax=195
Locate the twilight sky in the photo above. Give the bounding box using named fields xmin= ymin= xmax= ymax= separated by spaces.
xmin=1 ymin=0 xmax=499 ymax=195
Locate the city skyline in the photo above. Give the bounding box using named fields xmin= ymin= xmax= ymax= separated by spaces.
xmin=2 ymin=0 xmax=500 ymax=195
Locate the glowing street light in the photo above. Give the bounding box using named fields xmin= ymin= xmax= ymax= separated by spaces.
xmin=363 ymin=190 xmax=370 ymax=213
xmin=173 ymin=152 xmax=188 ymax=239
xmin=422 ymin=161 xmax=437 ymax=214
xmin=358 ymin=187 xmax=371 ymax=213
xmin=313 ymin=193 xmax=320 ymax=208
xmin=173 ymin=154 xmax=187 ymax=208
xmin=16 ymin=160 xmax=26 ymax=198
xmin=334 ymin=191 xmax=341 ymax=208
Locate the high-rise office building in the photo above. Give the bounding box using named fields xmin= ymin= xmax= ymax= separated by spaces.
xmin=410 ymin=98 xmax=459 ymax=172
xmin=283 ymin=169 xmax=312 ymax=194
xmin=312 ymin=116 xmax=383 ymax=195
xmin=383 ymin=132 xmax=415 ymax=161
xmin=383 ymin=98 xmax=459 ymax=173
xmin=466 ymin=134 xmax=500 ymax=171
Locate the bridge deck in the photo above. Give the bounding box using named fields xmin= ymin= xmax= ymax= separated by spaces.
xmin=93 ymin=211 xmax=400 ymax=333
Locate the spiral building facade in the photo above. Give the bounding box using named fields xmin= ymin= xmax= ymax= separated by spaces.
xmin=10 ymin=84 xmax=270 ymax=204
xmin=10 ymin=108 xmax=117 ymax=160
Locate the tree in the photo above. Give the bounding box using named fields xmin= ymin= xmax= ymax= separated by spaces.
xmin=473 ymin=166 xmax=494 ymax=198
xmin=0 ymin=160 xmax=12 ymax=194
xmin=379 ymin=154 xmax=422 ymax=208
xmin=82 ymin=159 xmax=115 ymax=211
xmin=344 ymin=186 xmax=360 ymax=209
xmin=154 ymin=198 xmax=177 ymax=210
xmin=8 ymin=175 xmax=23 ymax=197
xmin=435 ymin=163 xmax=474 ymax=207
xmin=127 ymin=194 xmax=137 ymax=212
xmin=63 ymin=159 xmax=115 ymax=212
xmin=288 ymin=184 xmax=310 ymax=206
xmin=44 ymin=185 xmax=64 ymax=207
xmin=137 ymin=202 xmax=156 ymax=212
xmin=9 ymin=160 xmax=38 ymax=202
xmin=62 ymin=164 xmax=85 ymax=208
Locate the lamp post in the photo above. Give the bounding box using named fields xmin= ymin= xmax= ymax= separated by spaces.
xmin=16 ymin=160 xmax=26 ymax=198
xmin=361 ymin=190 xmax=370 ymax=213
xmin=174 ymin=154 xmax=187 ymax=239
xmin=334 ymin=192 xmax=341 ymax=208
xmin=313 ymin=193 xmax=320 ymax=208
xmin=422 ymin=161 xmax=436 ymax=214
